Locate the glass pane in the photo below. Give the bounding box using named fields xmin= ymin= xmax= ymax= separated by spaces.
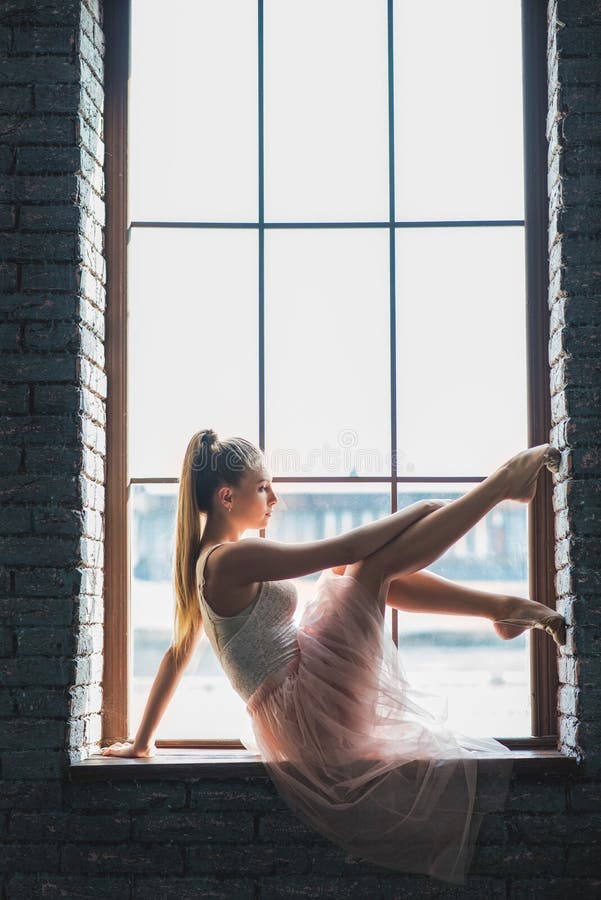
xmin=128 ymin=228 xmax=259 ymax=478
xmin=129 ymin=0 xmax=258 ymax=222
xmin=264 ymin=0 xmax=389 ymax=221
xmin=395 ymin=226 xmax=528 ymax=476
xmin=129 ymin=484 xmax=258 ymax=742
xmin=394 ymin=0 xmax=524 ymax=220
xmin=395 ymin=483 xmax=531 ymax=737
xmin=265 ymin=229 xmax=390 ymax=476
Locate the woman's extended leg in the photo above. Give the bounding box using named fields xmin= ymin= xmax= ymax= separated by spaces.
xmin=332 ymin=565 xmax=511 ymax=618
xmin=341 ymin=443 xmax=565 ymax=643
xmin=386 ymin=568 xmax=510 ymax=620
xmin=344 ymin=444 xmax=559 ymax=594
xmin=347 ymin=444 xmax=558 ymax=589
xmin=385 ymin=568 xmax=544 ymax=640
xmin=335 ymin=565 xmax=548 ymax=639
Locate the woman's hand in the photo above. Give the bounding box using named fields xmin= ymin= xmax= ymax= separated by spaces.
xmin=100 ymin=740 xmax=156 ymax=758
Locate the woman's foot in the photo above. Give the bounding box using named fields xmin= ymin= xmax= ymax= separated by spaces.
xmin=496 ymin=444 xmax=561 ymax=503
xmin=493 ymin=596 xmax=566 ymax=646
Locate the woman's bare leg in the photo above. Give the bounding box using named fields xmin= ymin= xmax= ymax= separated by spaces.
xmin=386 ymin=568 xmax=511 ymax=620
xmin=334 ymin=564 xmax=545 ymax=638
xmin=333 ymin=565 xmax=511 ymax=618
xmin=347 ymin=444 xmax=559 ymax=586
xmin=342 ymin=444 xmax=562 ymax=628
xmin=339 ymin=444 xmax=565 ymax=643
xmin=385 ymin=568 xmax=547 ymax=639
xmin=346 ymin=471 xmax=505 ymax=591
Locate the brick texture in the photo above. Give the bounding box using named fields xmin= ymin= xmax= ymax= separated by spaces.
xmin=1 ymin=0 xmax=601 ymax=897
xmin=548 ymin=0 xmax=601 ymax=779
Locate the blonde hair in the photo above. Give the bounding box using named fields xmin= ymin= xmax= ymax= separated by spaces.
xmin=172 ymin=428 xmax=264 ymax=664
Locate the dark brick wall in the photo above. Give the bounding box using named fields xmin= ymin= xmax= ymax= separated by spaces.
xmin=0 ymin=0 xmax=600 ymax=897
xmin=0 ymin=0 xmax=105 ymax=795
xmin=549 ymin=0 xmax=601 ymax=778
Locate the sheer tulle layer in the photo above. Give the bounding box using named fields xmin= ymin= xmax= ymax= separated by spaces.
xmin=242 ymin=569 xmax=514 ymax=884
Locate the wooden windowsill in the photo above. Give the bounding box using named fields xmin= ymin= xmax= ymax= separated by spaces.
xmin=69 ymin=747 xmax=578 ymax=782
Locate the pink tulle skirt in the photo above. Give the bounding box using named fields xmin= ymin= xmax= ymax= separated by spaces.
xmin=241 ymin=569 xmax=514 ymax=884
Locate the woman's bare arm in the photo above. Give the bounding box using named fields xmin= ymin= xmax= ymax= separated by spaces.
xmin=101 ymin=629 xmax=202 ymax=757
xmin=216 ymin=500 xmax=440 ymax=587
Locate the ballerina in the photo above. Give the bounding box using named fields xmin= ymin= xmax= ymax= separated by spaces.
xmin=102 ymin=430 xmax=565 ymax=884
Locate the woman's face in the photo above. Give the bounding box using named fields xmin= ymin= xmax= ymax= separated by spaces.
xmin=235 ymin=465 xmax=279 ymax=528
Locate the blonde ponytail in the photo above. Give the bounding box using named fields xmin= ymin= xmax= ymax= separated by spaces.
xmin=172 ymin=431 xmax=206 ymax=664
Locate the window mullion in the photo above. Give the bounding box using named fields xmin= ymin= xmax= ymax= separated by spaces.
xmin=387 ymin=0 xmax=399 ymax=646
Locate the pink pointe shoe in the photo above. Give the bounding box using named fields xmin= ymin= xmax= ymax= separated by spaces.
xmin=493 ymin=610 xmax=567 ymax=647
xmin=543 ymin=446 xmax=561 ymax=473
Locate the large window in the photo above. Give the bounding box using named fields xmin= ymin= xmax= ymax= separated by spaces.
xmin=104 ymin=0 xmax=555 ymax=749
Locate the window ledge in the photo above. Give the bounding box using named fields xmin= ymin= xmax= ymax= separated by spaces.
xmin=69 ymin=748 xmax=578 ymax=782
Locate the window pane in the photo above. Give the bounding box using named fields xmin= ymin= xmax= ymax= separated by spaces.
xmin=128 ymin=229 xmax=259 ymax=478
xmin=396 ymin=483 xmax=531 ymax=737
xmin=395 ymin=226 xmax=528 ymax=476
xmin=265 ymin=229 xmax=390 ymax=476
xmin=394 ymin=0 xmax=524 ymax=220
xmin=264 ymin=0 xmax=389 ymax=221
xmin=129 ymin=0 xmax=258 ymax=222
xmin=129 ymin=484 xmax=256 ymax=742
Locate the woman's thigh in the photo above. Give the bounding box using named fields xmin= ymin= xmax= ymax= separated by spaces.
xmin=341 ymin=558 xmax=390 ymax=617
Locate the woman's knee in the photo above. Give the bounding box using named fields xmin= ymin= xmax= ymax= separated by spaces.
xmin=358 ymin=538 xmax=424 ymax=584
xmin=340 ymin=501 xmax=444 ymax=584
xmin=345 ymin=557 xmax=389 ymax=600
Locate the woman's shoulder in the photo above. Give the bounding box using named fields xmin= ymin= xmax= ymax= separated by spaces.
xmin=197 ymin=538 xmax=260 ymax=566
xmin=197 ymin=540 xmax=228 ymax=561
xmin=199 ymin=540 xmax=264 ymax=618
xmin=199 ymin=537 xmax=274 ymax=567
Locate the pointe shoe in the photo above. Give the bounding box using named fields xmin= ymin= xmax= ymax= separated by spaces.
xmin=494 ymin=611 xmax=566 ymax=647
xmin=503 ymin=444 xmax=561 ymax=503
xmin=543 ymin=446 xmax=561 ymax=474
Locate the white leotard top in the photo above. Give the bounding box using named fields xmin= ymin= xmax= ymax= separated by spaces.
xmin=195 ymin=542 xmax=300 ymax=702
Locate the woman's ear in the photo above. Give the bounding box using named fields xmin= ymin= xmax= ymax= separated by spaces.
xmin=217 ymin=485 xmax=233 ymax=509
